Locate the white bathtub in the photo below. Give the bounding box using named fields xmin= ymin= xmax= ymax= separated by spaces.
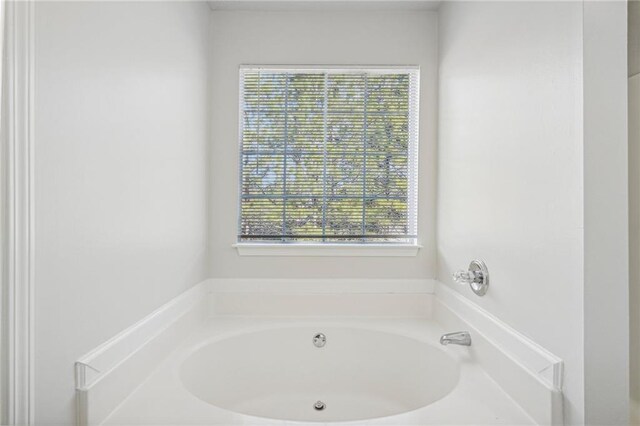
xmin=78 ymin=281 xmax=562 ymax=425
xmin=179 ymin=327 xmax=459 ymax=422
xmin=97 ymin=318 xmax=538 ymax=425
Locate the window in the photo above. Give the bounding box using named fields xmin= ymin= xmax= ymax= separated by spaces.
xmin=238 ymin=66 xmax=419 ymax=245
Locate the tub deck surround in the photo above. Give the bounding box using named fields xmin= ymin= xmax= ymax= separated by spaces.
xmin=102 ymin=318 xmax=533 ymax=426
xmin=434 ymin=285 xmax=564 ymax=425
xmin=75 ymin=279 xmax=563 ymax=425
xmin=75 ymin=283 xmax=210 ymax=426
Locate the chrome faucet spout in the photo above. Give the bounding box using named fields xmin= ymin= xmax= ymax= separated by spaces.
xmin=440 ymin=331 xmax=472 ymax=346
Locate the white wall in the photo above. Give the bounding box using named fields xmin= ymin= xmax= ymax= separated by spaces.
xmin=209 ymin=9 xmax=437 ymax=278
xmin=33 ymin=2 xmax=210 ymax=424
xmin=437 ymin=2 xmax=585 ymax=423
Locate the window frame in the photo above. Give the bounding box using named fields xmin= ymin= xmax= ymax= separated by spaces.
xmin=234 ymin=65 xmax=421 ymax=256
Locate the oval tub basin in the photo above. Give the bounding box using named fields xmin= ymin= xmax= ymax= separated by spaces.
xmin=179 ymin=327 xmax=460 ymax=422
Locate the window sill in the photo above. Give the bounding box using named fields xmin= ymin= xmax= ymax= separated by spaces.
xmin=232 ymin=243 xmax=422 ymax=257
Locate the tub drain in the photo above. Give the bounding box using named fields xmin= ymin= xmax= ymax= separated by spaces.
xmin=314 ymin=401 xmax=326 ymax=411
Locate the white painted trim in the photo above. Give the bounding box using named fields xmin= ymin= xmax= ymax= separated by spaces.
xmin=0 ymin=3 xmax=5 ymax=422
xmin=240 ymin=64 xmax=420 ymax=73
xmin=435 ymin=282 xmax=563 ymax=390
xmin=208 ymin=0 xmax=442 ymax=11
xmin=2 ymin=1 xmax=35 ymax=424
xmin=233 ymin=243 xmax=421 ymax=257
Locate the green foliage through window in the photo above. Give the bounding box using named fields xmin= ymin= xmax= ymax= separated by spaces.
xmin=238 ymin=67 xmax=419 ymax=244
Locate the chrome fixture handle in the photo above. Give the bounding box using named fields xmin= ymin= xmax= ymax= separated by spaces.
xmin=453 ymin=259 xmax=489 ymax=296
xmin=440 ymin=331 xmax=472 ymax=346
xmin=452 ymin=270 xmax=481 ymax=285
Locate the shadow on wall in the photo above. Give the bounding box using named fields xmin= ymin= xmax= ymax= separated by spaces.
xmin=630 ymin=1 xmax=640 ymax=424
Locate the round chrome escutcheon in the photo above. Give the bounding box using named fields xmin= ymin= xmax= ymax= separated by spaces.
xmin=468 ymin=260 xmax=489 ymax=296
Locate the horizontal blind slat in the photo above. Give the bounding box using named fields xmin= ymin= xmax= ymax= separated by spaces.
xmin=238 ymin=67 xmax=419 ymax=243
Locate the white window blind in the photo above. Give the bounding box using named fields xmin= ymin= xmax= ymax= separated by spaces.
xmin=238 ymin=66 xmax=419 ymax=244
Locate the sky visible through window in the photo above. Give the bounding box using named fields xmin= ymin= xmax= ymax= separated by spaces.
xmin=238 ymin=68 xmax=419 ymax=244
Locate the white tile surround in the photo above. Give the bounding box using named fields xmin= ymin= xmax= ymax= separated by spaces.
xmin=75 ymin=279 xmax=563 ymax=426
